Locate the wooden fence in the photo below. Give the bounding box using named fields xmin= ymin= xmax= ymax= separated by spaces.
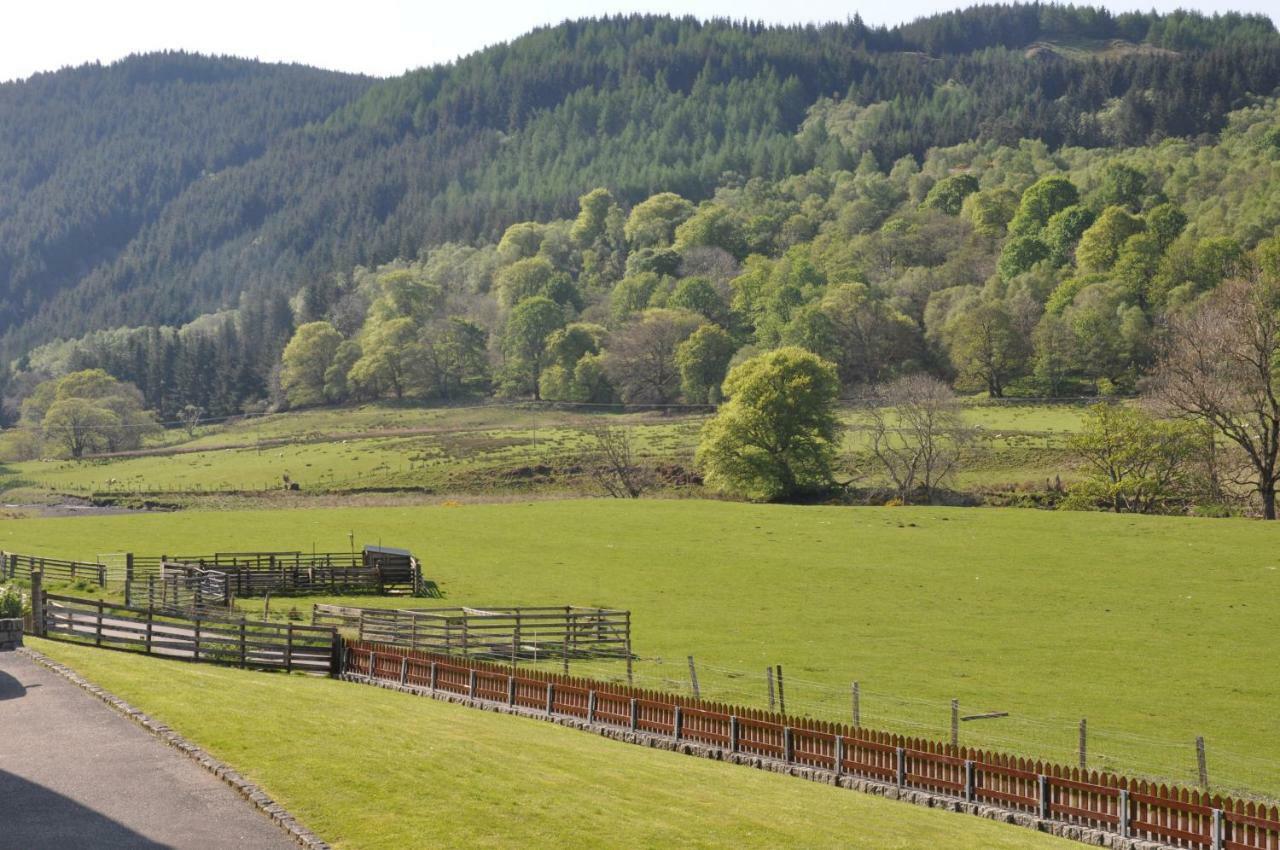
xmin=141 ymin=551 xmax=425 ymax=597
xmin=313 ymin=604 xmax=631 ymax=660
xmin=3 ymin=552 xmax=107 ymax=586
xmin=36 ymin=591 xmax=337 ymax=674
xmin=343 ymin=641 xmax=1280 ymax=850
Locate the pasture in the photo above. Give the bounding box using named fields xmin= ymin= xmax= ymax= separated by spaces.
xmin=4 ymin=499 xmax=1276 ymax=797
xmin=0 ymin=401 xmax=1087 ymax=497
xmin=28 ymin=638 xmax=1072 ymax=849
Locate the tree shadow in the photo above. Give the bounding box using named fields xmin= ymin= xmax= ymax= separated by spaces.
xmin=0 ymin=667 xmax=31 ymax=700
xmin=0 ymin=770 xmax=170 ymax=848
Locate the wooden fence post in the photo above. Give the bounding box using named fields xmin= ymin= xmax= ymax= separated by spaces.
xmin=783 ymin=727 xmax=793 ymax=763
xmin=145 ymin=605 xmax=153 ymax=654
xmin=587 ymin=690 xmax=596 ymax=725
xmin=1079 ymin=718 xmax=1087 ymax=770
xmin=124 ymin=554 xmax=134 ymax=608
xmin=30 ymin=571 xmax=44 ymax=637
xmin=687 ymin=655 xmax=700 ymax=699
xmin=896 ymin=747 xmax=906 ymax=787
xmin=776 ymin=664 xmax=786 ymax=715
xmin=95 ymin=599 xmax=104 ymax=647
xmin=629 ymin=698 xmax=638 ymax=731
xmin=1211 ymin=808 xmax=1224 ymax=850
xmin=401 ymin=657 xmax=409 ymax=686
xmin=545 ymin=682 xmax=554 ymax=715
xmin=429 ymin=661 xmax=438 ymax=692
xmin=673 ymin=705 xmax=682 ymax=741
xmin=729 ymin=715 xmax=739 ymax=753
xmin=852 ymin=681 xmax=860 ymax=727
xmin=468 ymin=669 xmax=477 ymax=698
xmin=951 ymin=699 xmax=959 ymax=746
xmin=624 ymin=611 xmax=632 ymax=684
xmin=834 ymin=735 xmax=844 ymax=776
xmin=193 ymin=617 xmax=202 ymax=662
xmin=766 ymin=667 xmax=776 ymax=711
xmin=964 ymin=760 xmax=975 ymax=802
xmin=507 ymin=675 xmax=516 ymax=706
xmin=1118 ymin=789 xmax=1130 ymax=837
xmin=1196 ymin=736 xmax=1209 ymax=790
xmin=285 ymin=623 xmax=293 ymax=673
xmin=1038 ymin=774 xmax=1050 ymax=819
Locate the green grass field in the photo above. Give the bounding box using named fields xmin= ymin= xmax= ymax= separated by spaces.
xmin=5 ymin=500 xmax=1276 ymax=798
xmin=1 ymin=401 xmax=1087 ymax=498
xmin=29 ymin=638 xmax=1071 ymax=850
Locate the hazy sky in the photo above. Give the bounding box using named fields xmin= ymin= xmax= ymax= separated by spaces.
xmin=3 ymin=0 xmax=1276 ymax=83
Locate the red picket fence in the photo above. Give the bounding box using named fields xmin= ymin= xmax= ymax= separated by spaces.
xmin=343 ymin=641 xmax=1280 ymax=850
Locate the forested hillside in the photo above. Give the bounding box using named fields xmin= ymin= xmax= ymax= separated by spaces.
xmin=2 ymin=6 xmax=1278 ymax=366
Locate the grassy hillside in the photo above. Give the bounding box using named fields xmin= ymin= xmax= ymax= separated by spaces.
xmin=29 ymin=639 xmax=1072 ymax=849
xmin=0 ymin=401 xmax=1085 ymax=499
xmin=6 ymin=500 xmax=1277 ymax=797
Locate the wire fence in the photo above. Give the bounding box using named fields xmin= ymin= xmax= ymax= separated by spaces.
xmin=542 ymin=653 xmax=1278 ymax=802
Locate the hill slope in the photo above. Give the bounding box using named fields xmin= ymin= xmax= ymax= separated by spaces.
xmin=1 ymin=7 xmax=1278 ymax=358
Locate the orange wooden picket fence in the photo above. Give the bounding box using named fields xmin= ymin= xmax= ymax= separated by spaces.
xmin=344 ymin=640 xmax=1279 ymax=850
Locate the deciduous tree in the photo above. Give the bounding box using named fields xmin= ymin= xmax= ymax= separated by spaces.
xmin=696 ymin=347 xmax=842 ymax=500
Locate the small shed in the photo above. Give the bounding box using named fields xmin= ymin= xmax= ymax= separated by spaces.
xmin=363 ymin=545 xmax=417 ymax=593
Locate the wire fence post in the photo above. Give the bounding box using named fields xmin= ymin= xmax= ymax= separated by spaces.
xmin=1079 ymin=718 xmax=1087 ymax=770
xmin=951 ymin=698 xmax=959 ymax=747
xmin=687 ymin=655 xmax=700 ymax=699
xmin=1196 ymin=736 xmax=1209 ymax=790
xmin=776 ymin=664 xmax=786 ymax=715
xmin=766 ymin=666 xmax=776 ymax=711
xmin=852 ymin=681 xmax=860 ymax=727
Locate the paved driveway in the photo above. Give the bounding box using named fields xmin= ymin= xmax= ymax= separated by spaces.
xmin=0 ymin=650 xmax=298 ymax=849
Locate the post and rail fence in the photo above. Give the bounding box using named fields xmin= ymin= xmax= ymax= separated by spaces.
xmin=29 ymin=583 xmax=337 ymax=675
xmin=312 ymin=603 xmax=631 ymax=663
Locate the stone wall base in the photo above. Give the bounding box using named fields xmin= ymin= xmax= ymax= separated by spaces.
xmin=0 ymin=618 xmax=22 ymax=651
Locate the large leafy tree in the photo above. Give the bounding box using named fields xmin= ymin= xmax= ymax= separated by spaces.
xmin=280 ymin=321 xmax=343 ymax=408
xmin=20 ymin=369 xmax=157 ymax=458
xmin=696 ymin=347 xmax=842 ymax=500
xmin=501 ymin=297 xmax=566 ymax=399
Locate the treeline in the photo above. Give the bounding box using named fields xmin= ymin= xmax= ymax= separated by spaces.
xmin=3 ymin=6 xmax=1278 ymax=359
xmin=9 ymin=94 xmax=1280 ymax=432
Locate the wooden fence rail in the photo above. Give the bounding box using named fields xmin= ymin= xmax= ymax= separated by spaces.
xmin=342 ymin=641 xmax=1280 ymax=850
xmin=36 ymin=591 xmax=337 ymax=674
xmin=3 ymin=552 xmax=107 ymax=586
xmin=313 ymin=603 xmax=631 ymax=660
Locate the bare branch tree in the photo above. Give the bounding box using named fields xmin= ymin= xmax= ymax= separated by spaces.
xmin=866 ymin=374 xmax=971 ymax=504
xmin=179 ymin=404 xmax=204 ymax=438
xmin=585 ymin=424 xmax=651 ymax=498
xmin=1147 ymin=277 xmax=1280 ymax=518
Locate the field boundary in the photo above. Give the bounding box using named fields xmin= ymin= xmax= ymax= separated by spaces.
xmin=16 ymin=645 xmax=330 ymax=850
xmin=343 ymin=641 xmax=1280 ymax=850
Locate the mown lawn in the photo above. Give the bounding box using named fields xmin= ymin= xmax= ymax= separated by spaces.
xmin=4 ymin=500 xmax=1277 ymax=797
xmin=29 ymin=638 xmax=1071 ymax=850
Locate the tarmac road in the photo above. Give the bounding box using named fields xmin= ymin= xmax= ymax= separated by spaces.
xmin=0 ymin=650 xmax=299 ymax=849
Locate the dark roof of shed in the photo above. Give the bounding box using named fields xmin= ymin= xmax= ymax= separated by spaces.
xmin=363 ymin=545 xmax=412 ymax=557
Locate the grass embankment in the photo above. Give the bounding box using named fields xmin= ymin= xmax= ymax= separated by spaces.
xmin=30 ymin=638 xmax=1070 ymax=850
xmin=1 ymin=401 xmax=1085 ymax=498
xmin=5 ymin=500 xmax=1277 ymax=797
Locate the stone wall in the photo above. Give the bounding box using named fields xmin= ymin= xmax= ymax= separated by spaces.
xmin=0 ymin=618 xmax=23 ymax=651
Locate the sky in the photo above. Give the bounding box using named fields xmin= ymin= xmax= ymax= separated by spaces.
xmin=2 ymin=0 xmax=1276 ymax=84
